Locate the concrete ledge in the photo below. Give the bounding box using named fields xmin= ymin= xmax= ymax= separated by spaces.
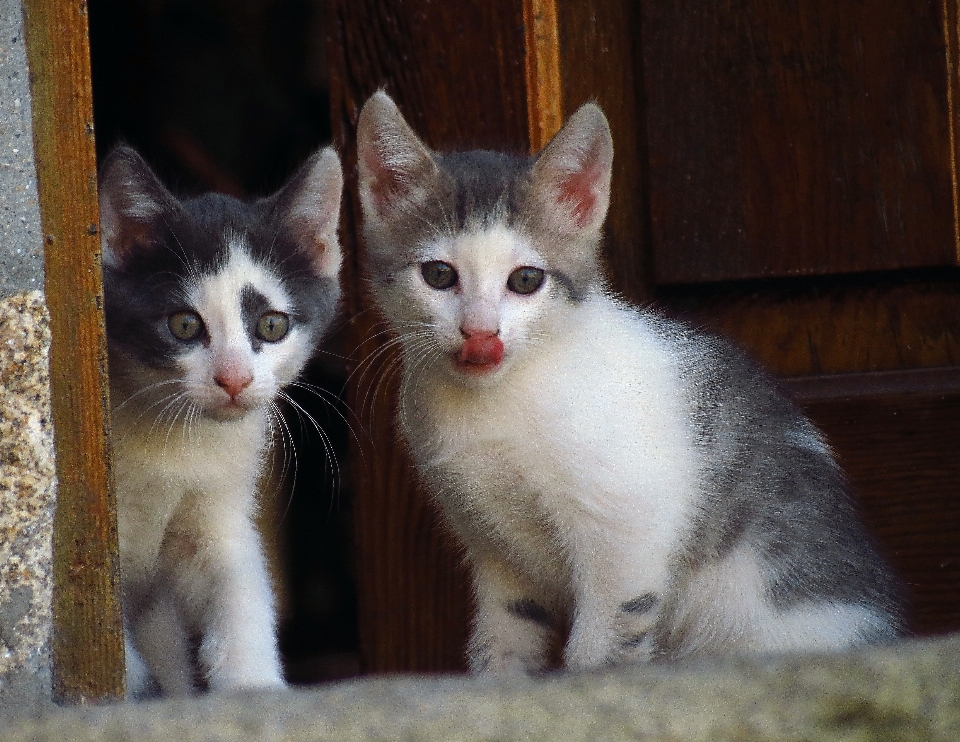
xmin=3 ymin=633 xmax=958 ymax=740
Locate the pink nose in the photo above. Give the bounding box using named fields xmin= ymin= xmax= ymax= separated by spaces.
xmin=458 ymin=331 xmax=504 ymax=366
xmin=214 ymin=371 xmax=253 ymax=400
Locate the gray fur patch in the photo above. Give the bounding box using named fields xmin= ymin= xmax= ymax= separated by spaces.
xmin=621 ymin=632 xmax=648 ymax=648
xmin=548 ymin=270 xmax=587 ymax=303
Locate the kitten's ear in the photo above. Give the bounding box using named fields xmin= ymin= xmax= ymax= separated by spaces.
xmin=98 ymin=145 xmax=180 ymax=269
xmin=530 ymin=103 xmax=613 ymax=236
xmin=356 ymin=91 xmax=438 ymax=223
xmin=277 ymin=146 xmax=343 ymax=278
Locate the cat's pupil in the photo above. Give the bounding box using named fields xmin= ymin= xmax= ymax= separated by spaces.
xmin=168 ymin=311 xmax=204 ymax=341
xmin=421 ymin=261 xmax=458 ymax=290
xmin=256 ymin=312 xmax=290 ymax=343
xmin=507 ymin=267 xmax=545 ymax=295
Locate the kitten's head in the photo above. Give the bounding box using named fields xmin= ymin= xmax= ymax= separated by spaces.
xmin=99 ymin=145 xmax=342 ymax=421
xmin=356 ymin=91 xmax=612 ymax=383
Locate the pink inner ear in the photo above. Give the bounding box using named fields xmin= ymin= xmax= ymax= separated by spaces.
xmin=557 ymin=165 xmax=600 ymax=229
xmin=364 ymin=145 xmax=406 ymax=214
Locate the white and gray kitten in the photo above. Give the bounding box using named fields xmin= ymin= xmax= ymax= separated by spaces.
xmin=356 ymin=92 xmax=902 ymax=675
xmin=98 ymin=145 xmax=342 ymax=695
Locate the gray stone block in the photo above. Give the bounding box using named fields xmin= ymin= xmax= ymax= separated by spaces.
xmin=3 ymin=634 xmax=959 ymax=741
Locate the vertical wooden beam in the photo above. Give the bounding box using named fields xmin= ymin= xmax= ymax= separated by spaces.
xmin=523 ymin=0 xmax=563 ymax=152
xmin=23 ymin=0 xmax=125 ymax=703
xmin=944 ymin=0 xmax=960 ymax=262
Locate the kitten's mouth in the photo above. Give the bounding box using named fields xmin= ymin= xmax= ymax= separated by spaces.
xmin=455 ymin=334 xmax=504 ymax=375
xmin=206 ymin=398 xmax=256 ymax=421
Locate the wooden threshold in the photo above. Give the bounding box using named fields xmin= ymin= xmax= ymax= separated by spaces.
xmin=783 ymin=366 xmax=960 ymax=403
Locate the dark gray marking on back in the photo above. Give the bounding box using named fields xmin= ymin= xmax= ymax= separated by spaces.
xmin=666 ymin=318 xmax=903 ymax=631
xmin=507 ymin=599 xmax=552 ymax=627
xmin=621 ymin=632 xmax=647 ymax=648
xmin=620 ymin=593 xmax=658 ymax=615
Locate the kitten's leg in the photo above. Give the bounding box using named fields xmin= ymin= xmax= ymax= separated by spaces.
xmin=163 ymin=503 xmax=284 ymax=692
xmin=468 ymin=553 xmax=556 ymax=676
xmin=124 ymin=635 xmax=157 ymax=699
xmin=563 ymin=520 xmax=670 ymax=671
xmin=127 ymin=595 xmax=194 ymax=696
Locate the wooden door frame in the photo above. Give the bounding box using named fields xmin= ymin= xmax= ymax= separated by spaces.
xmin=23 ymin=0 xmax=124 ymax=703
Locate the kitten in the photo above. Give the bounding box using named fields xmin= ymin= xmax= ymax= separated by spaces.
xmin=356 ymin=92 xmax=902 ymax=675
xmin=98 ymin=144 xmax=343 ymax=695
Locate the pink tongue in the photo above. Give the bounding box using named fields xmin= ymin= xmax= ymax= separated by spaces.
xmin=459 ymin=334 xmax=504 ymax=366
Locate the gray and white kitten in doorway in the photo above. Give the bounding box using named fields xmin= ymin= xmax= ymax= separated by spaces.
xmin=98 ymin=144 xmax=342 ymax=695
xmin=356 ymin=92 xmax=902 ymax=674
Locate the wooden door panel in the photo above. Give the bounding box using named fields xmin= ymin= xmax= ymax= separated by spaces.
xmin=661 ymin=277 xmax=960 ymax=376
xmin=641 ymin=0 xmax=958 ymax=283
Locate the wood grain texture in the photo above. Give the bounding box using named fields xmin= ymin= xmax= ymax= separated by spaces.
xmin=328 ymin=0 xmax=531 ymax=673
xmin=660 ymin=276 xmax=960 ymax=377
xmin=23 ymin=0 xmax=125 ymax=703
xmin=642 ymin=0 xmax=957 ymax=283
xmin=783 ymin=366 xmax=960 ymax=402
xmin=523 ymin=0 xmax=563 ymax=152
xmin=557 ymin=0 xmax=652 ymax=303
xmin=945 ymin=0 xmax=960 ymax=260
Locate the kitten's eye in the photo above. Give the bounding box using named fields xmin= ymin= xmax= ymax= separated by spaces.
xmin=256 ymin=311 xmax=290 ymax=342
xmin=421 ymin=261 xmax=458 ymax=290
xmin=168 ymin=311 xmax=204 ymax=341
xmin=507 ymin=267 xmax=545 ymax=295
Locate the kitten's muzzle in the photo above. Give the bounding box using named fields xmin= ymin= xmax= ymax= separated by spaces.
xmin=214 ymin=370 xmax=254 ymax=400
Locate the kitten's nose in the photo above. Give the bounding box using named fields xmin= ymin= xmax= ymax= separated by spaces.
xmin=460 ymin=324 xmax=499 ymax=339
xmin=214 ymin=371 xmax=253 ymax=400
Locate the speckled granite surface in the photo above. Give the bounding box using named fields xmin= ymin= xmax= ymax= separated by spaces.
xmin=0 ymin=290 xmax=55 ymax=715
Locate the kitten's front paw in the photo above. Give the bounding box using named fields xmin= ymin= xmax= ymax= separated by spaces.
xmin=208 ymin=668 xmax=286 ymax=693
xmin=470 ymin=642 xmax=546 ymax=677
xmin=202 ymin=637 xmax=286 ymax=692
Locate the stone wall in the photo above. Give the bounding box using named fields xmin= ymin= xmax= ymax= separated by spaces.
xmin=0 ymin=0 xmax=54 ymax=717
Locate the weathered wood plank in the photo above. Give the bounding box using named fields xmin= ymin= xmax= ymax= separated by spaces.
xmin=523 ymin=0 xmax=563 ymax=152
xmin=660 ymin=277 xmax=960 ymax=377
xmin=23 ymin=0 xmax=124 ymax=703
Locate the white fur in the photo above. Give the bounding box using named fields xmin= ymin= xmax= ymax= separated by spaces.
xmin=359 ymin=94 xmax=895 ymax=675
xmin=668 ymin=545 xmax=890 ymax=656
xmin=380 ymin=223 xmax=889 ymax=673
xmin=387 ymin=225 xmax=698 ymax=672
xmin=113 ymin=243 xmax=305 ymax=696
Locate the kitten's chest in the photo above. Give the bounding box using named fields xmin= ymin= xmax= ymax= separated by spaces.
xmin=112 ymin=409 xmax=267 ymax=537
xmin=400 ymin=330 xmax=702 ymax=572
